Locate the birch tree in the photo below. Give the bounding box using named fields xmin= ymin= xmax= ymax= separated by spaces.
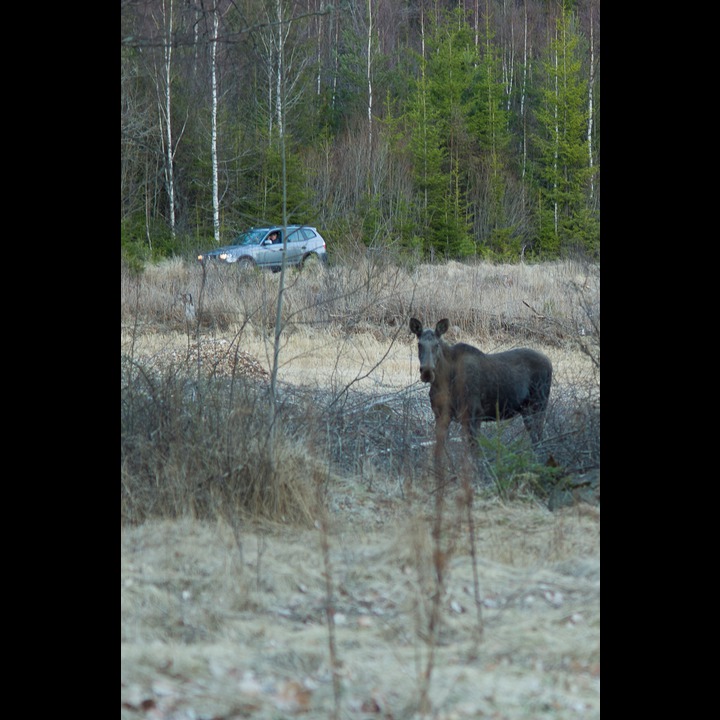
xmin=260 ymin=0 xmax=309 ymax=137
xmin=153 ymin=0 xmax=184 ymax=237
xmin=210 ymin=0 xmax=231 ymax=245
xmin=210 ymin=2 xmax=221 ymax=243
xmin=533 ymin=2 xmax=596 ymax=256
xmin=586 ymin=0 xmax=598 ymax=202
xmin=120 ymin=0 xmax=600 ymax=262
xmin=366 ymin=0 xmax=374 ymax=164
xmin=520 ymin=1 xmax=529 ymax=180
xmin=251 ymin=0 xmax=314 ymax=214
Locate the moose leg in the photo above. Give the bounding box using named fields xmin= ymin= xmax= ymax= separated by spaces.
xmin=522 ymin=410 xmax=546 ymax=448
xmin=458 ymin=417 xmax=482 ymax=485
xmin=464 ymin=418 xmax=479 ymax=451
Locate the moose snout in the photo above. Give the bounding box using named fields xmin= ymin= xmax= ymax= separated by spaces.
xmin=419 ymin=367 xmax=435 ymax=383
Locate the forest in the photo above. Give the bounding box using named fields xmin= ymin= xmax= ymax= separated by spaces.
xmin=120 ymin=0 xmax=600 ymax=265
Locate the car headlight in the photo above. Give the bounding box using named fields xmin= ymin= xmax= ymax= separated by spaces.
xmin=197 ymin=254 xmax=204 ymax=262
xmin=219 ymin=253 xmax=229 ymax=261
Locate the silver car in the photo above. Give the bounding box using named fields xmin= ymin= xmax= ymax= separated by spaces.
xmin=197 ymin=225 xmax=328 ymax=271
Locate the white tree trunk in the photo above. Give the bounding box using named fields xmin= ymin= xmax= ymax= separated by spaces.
xmin=420 ymin=6 xmax=428 ymax=213
xmin=503 ymin=0 xmax=515 ymax=113
xmin=315 ymin=3 xmax=323 ymax=96
xmin=211 ymin=3 xmax=220 ymax=243
xmin=474 ymin=0 xmax=479 ymax=47
xmin=275 ymin=0 xmax=284 ymax=135
xmin=366 ymin=0 xmax=373 ymax=157
xmin=587 ymin=1 xmax=596 ymax=199
xmin=552 ymin=23 xmax=559 ymax=235
xmin=520 ymin=1 xmax=528 ymax=179
xmin=331 ymin=9 xmax=340 ymax=111
xmin=161 ymin=0 xmax=176 ymax=236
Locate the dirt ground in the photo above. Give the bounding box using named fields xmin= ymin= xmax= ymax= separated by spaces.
xmin=121 ymin=474 xmax=600 ymax=719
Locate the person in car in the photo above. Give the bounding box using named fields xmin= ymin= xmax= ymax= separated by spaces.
xmin=268 ymin=232 xmax=280 ymax=244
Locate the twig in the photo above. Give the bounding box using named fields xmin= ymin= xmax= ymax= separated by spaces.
xmin=522 ymin=299 xmax=546 ymax=319
xmin=317 ymin=477 xmax=341 ymax=720
xmin=461 ymin=474 xmax=484 ymax=647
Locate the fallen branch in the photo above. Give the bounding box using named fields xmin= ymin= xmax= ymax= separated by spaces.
xmin=522 ymin=300 xmax=546 ymax=319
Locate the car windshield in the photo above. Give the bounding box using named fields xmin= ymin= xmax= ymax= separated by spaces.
xmin=235 ymin=229 xmax=267 ymax=246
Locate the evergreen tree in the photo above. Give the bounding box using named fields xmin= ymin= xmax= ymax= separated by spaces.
xmin=245 ymin=131 xmax=315 ymax=227
xmin=532 ymin=2 xmax=598 ymax=257
xmin=121 ymin=0 xmax=600 ymax=263
xmin=407 ymin=9 xmax=476 ymax=259
xmin=468 ymin=3 xmax=516 ymax=258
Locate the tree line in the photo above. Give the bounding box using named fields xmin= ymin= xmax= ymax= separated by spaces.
xmin=121 ymin=0 xmax=600 ymax=264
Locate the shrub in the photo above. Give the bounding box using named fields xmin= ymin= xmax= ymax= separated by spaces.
xmin=121 ymin=359 xmax=321 ymax=526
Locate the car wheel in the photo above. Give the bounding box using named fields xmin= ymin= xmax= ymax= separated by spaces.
xmin=237 ymin=257 xmax=255 ymax=272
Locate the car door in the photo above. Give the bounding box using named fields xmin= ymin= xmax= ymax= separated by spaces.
xmin=255 ymin=230 xmax=284 ymax=267
xmin=284 ymin=227 xmax=308 ymax=265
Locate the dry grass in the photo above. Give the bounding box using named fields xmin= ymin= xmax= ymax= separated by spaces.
xmin=121 ymin=255 xmax=600 ymax=719
xmin=121 ymin=503 xmax=600 ymax=719
xmin=121 ymin=254 xmax=597 ymax=345
xmin=122 ymin=255 xmax=599 ymax=515
xmin=121 ymin=255 xmax=598 ymax=388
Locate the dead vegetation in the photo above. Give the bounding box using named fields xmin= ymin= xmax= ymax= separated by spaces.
xmin=121 ymin=255 xmax=598 ymax=348
xmin=121 ymin=254 xmax=600 ymax=719
xmin=121 ymin=507 xmax=600 ymax=719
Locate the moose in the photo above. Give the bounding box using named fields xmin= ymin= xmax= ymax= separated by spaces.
xmin=410 ymin=318 xmax=552 ymax=466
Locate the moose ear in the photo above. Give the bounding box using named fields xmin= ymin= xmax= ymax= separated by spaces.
xmin=436 ymin=319 xmax=449 ymax=336
xmin=409 ymin=317 xmax=423 ymax=337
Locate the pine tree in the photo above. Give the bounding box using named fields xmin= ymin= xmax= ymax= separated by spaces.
xmin=407 ymin=9 xmax=476 ymax=259
xmin=469 ymin=1 xmax=515 ymax=257
xmin=532 ymin=2 xmax=598 ymax=257
xmin=247 ymin=132 xmax=315 ymax=226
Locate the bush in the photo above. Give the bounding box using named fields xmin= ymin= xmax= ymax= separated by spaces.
xmin=472 ymin=433 xmax=561 ymax=501
xmin=121 ymin=358 xmax=321 ymax=526
xmin=121 ymin=255 xmax=600 ymax=519
xmin=121 ymin=214 xmax=206 ymax=268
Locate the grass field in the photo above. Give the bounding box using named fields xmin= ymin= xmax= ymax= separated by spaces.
xmin=121 ymin=256 xmax=600 ymax=719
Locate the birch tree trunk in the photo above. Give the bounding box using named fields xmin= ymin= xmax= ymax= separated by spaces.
xmin=552 ymin=20 xmax=559 ymax=236
xmin=160 ymin=0 xmax=176 ymax=237
xmin=366 ymin=0 xmax=373 ymax=164
xmin=474 ymin=0 xmax=479 ymax=47
xmin=587 ymin=0 xmax=596 ymax=199
xmin=333 ymin=10 xmax=340 ymax=111
xmin=262 ymin=0 xmax=291 ymax=137
xmin=420 ymin=5 xmax=428 ymax=214
xmin=520 ymin=1 xmax=528 ymax=180
xmin=503 ymin=0 xmax=515 ymax=113
xmin=315 ymin=0 xmax=323 ymax=96
xmin=275 ymin=0 xmax=284 ymax=134
xmin=210 ymin=3 xmax=220 ymax=244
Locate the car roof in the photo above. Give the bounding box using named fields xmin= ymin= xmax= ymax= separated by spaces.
xmin=252 ymin=225 xmax=314 ymax=231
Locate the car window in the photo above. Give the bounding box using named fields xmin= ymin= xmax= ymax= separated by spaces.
xmin=238 ymin=230 xmax=264 ymax=246
xmin=285 ymin=228 xmax=315 ymax=242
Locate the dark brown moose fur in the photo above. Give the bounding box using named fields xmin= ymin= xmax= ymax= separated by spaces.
xmin=410 ymin=318 xmax=552 ymax=467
